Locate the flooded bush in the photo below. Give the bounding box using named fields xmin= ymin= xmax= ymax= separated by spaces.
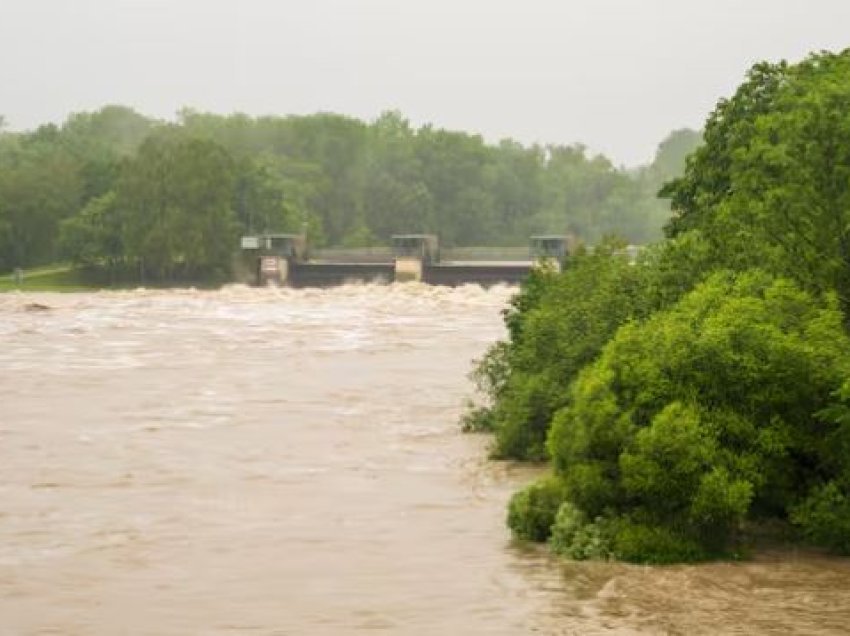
xmin=545 ymin=272 xmax=850 ymax=562
xmin=791 ymin=482 xmax=850 ymax=554
xmin=549 ymin=502 xmax=587 ymax=554
xmin=507 ymin=476 xmax=568 ymax=542
xmin=459 ymin=403 xmax=496 ymax=433
xmin=549 ymin=503 xmax=615 ymax=560
xmin=489 ymin=372 xmax=565 ymax=460
xmin=495 ymin=49 xmax=850 ymax=564
xmin=466 ymin=248 xmax=653 ymax=461
xmin=611 ymin=523 xmax=706 ymax=564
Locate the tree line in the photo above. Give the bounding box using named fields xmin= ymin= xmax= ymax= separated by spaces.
xmin=0 ymin=106 xmax=700 ymax=280
xmin=466 ymin=48 xmax=850 ymax=563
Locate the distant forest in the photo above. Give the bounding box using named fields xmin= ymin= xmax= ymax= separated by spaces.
xmin=0 ymin=107 xmax=701 ymax=279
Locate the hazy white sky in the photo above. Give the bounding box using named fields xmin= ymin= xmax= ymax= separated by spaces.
xmin=2 ymin=0 xmax=849 ymax=165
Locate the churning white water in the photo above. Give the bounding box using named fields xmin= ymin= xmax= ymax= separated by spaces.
xmin=1 ymin=285 xmax=849 ymax=635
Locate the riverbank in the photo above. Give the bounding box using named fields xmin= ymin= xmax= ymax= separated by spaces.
xmin=0 ymin=264 xmax=225 ymax=293
xmin=0 ymin=264 xmax=93 ymax=292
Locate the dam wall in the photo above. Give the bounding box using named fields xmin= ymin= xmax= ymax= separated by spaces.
xmin=242 ymin=234 xmax=573 ymax=288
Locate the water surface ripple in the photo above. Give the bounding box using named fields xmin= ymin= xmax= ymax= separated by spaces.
xmin=1 ymin=285 xmax=848 ymax=635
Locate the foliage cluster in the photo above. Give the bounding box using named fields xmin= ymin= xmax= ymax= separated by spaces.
xmin=662 ymin=50 xmax=850 ymax=318
xmin=470 ymin=246 xmax=655 ymax=460
xmin=0 ymin=107 xmax=698 ymax=280
xmin=477 ymin=48 xmax=850 ymax=563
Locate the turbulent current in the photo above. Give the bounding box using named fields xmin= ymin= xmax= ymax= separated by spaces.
xmin=1 ymin=285 xmax=849 ymax=635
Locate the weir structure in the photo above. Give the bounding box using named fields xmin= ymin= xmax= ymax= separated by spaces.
xmin=238 ymin=234 xmax=573 ymax=287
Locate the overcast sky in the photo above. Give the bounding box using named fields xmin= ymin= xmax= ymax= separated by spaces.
xmin=2 ymin=0 xmax=849 ymax=166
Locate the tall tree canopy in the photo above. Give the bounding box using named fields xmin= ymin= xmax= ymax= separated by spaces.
xmin=0 ymin=105 xmax=696 ymax=278
xmin=662 ymin=49 xmax=850 ymax=316
xmin=118 ymin=129 xmax=237 ymax=279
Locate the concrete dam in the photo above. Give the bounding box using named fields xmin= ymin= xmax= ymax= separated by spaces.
xmin=238 ymin=234 xmax=572 ymax=288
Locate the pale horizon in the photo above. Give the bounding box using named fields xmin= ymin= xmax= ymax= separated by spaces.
xmin=2 ymin=0 xmax=849 ymax=166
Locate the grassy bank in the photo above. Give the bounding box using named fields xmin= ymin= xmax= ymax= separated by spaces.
xmin=0 ymin=264 xmax=96 ymax=292
xmin=0 ymin=264 xmax=227 ymax=292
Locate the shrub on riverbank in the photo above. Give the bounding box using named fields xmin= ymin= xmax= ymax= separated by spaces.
xmin=489 ymin=48 xmax=850 ymax=563
xmin=468 ymin=245 xmax=656 ymax=460
xmin=506 ymin=271 xmax=850 ymax=562
xmin=506 ymin=476 xmax=569 ymax=542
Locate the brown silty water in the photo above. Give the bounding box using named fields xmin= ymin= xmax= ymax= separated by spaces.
xmin=1 ymin=285 xmax=850 ymax=635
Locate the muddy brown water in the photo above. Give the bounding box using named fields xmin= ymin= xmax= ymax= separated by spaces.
xmin=1 ymin=285 xmax=849 ymax=635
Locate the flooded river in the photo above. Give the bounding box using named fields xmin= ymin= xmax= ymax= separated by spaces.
xmin=2 ymin=285 xmax=850 ymax=635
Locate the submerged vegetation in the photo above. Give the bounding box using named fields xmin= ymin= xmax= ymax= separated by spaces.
xmin=469 ymin=48 xmax=850 ymax=563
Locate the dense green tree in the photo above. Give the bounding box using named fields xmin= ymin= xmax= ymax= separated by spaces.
xmin=283 ymin=114 xmax=369 ymax=244
xmin=0 ymin=138 xmax=83 ymax=268
xmin=232 ymin=155 xmax=289 ymax=234
xmin=62 ymin=105 xmax=154 ymax=203
xmin=0 ymin=106 xmax=691 ymax=275
xmin=662 ymin=49 xmax=850 ymax=317
xmin=543 ymin=272 xmax=850 ymax=562
xmin=0 ymin=106 xmax=154 ymax=272
xmin=414 ymin=126 xmax=495 ymax=245
xmin=59 ymin=191 xmax=122 ymax=267
xmin=62 ymin=106 xmax=154 ymax=158
xmin=356 ymin=111 xmax=434 ymax=239
xmin=485 ymin=140 xmax=546 ymax=244
xmin=646 ymin=128 xmax=703 ymax=185
xmin=117 ymin=129 xmax=237 ymax=279
xmin=660 ymin=60 xmax=789 ymax=238
xmin=491 ymin=48 xmax=850 ymax=565
xmin=467 ymin=245 xmax=655 ymax=460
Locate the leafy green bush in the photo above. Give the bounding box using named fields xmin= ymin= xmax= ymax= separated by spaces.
xmin=545 ymin=271 xmax=850 ymax=561
xmin=468 ymin=341 xmax=512 ymax=405
xmin=789 ymin=382 xmax=850 ymax=553
xmin=612 ymin=522 xmax=706 ymax=564
xmin=790 ymin=482 xmax=850 ymax=554
xmin=489 ymin=372 xmax=565 ymax=460
xmin=459 ymin=403 xmax=496 ymax=433
xmin=495 ymin=49 xmax=850 ymax=564
xmin=467 ymin=246 xmax=655 ymax=460
xmin=549 ymin=502 xmax=588 ymax=555
xmin=549 ymin=503 xmax=615 ymax=560
xmin=506 ymin=476 xmax=568 ymax=542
